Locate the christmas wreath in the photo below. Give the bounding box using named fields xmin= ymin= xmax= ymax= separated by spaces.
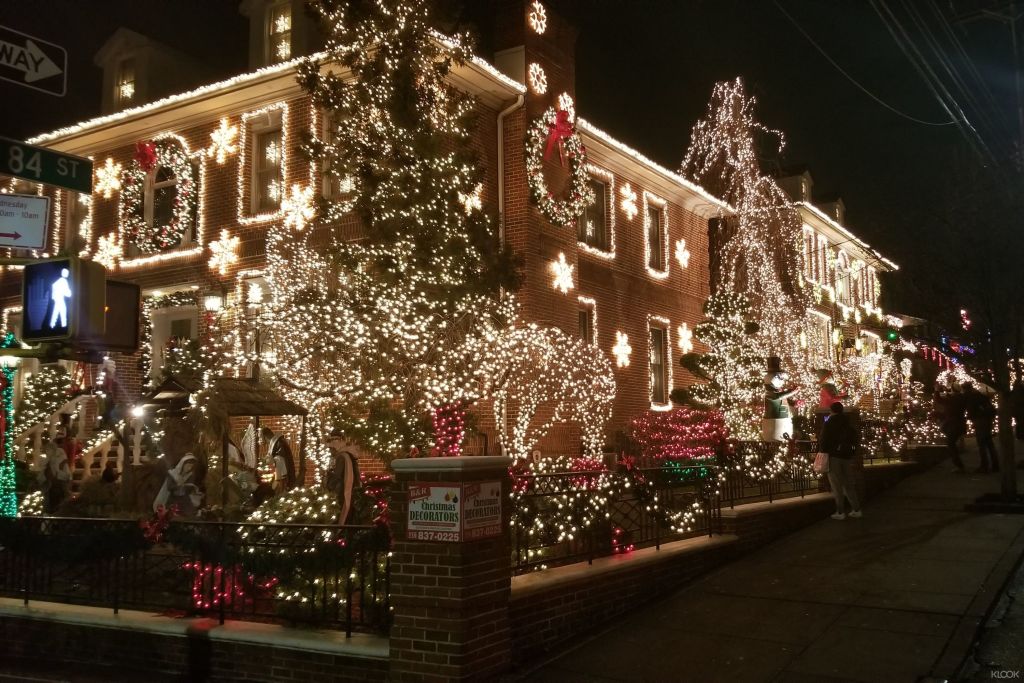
xmin=525 ymin=107 xmax=593 ymax=227
xmin=121 ymin=138 xmax=198 ymax=253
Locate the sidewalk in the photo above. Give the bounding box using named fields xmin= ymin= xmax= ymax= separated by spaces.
xmin=525 ymin=443 xmax=1024 ymax=683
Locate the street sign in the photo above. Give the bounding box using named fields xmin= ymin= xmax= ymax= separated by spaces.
xmin=0 ymin=138 xmax=91 ymax=194
xmin=0 ymin=193 xmax=49 ymax=250
xmin=0 ymin=25 xmax=66 ymax=96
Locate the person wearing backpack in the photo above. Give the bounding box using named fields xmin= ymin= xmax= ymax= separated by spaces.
xmin=819 ymin=402 xmax=862 ymax=520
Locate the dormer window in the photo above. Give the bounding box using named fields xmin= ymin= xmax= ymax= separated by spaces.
xmin=116 ymin=59 xmax=135 ymax=107
xmin=269 ymin=3 xmax=292 ymax=63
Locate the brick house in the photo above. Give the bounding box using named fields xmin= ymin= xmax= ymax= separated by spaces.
xmin=0 ymin=1 xmax=892 ymax=470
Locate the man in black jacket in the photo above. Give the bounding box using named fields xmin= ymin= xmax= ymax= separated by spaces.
xmin=819 ymin=402 xmax=862 ymax=520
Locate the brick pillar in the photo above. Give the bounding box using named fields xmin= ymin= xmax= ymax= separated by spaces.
xmin=389 ymin=456 xmax=513 ymax=682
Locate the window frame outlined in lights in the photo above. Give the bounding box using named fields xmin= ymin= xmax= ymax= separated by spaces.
xmin=21 ymin=257 xmax=105 ymax=343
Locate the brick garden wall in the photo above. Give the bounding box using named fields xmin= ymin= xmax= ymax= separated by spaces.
xmin=0 ymin=616 xmax=388 ymax=683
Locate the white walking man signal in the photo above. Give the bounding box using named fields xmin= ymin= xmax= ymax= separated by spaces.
xmin=49 ymin=267 xmax=71 ymax=328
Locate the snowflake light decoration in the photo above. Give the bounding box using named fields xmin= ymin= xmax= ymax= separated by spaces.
xmin=281 ymin=184 xmax=315 ymax=231
xmin=557 ymin=92 xmax=576 ymax=122
xmin=458 ymin=183 xmax=482 ymax=215
xmin=528 ymin=1 xmax=547 ymax=34
xmin=550 ymin=252 xmax=574 ymax=294
xmin=94 ymin=158 xmax=122 ymax=199
xmin=528 ymin=62 xmax=548 ymax=95
xmin=208 ymin=228 xmax=240 ymax=276
xmin=613 ymin=331 xmax=632 ymax=368
xmin=677 ymin=322 xmax=694 ymax=353
xmin=675 ymin=239 xmax=691 ymax=269
xmin=93 ymin=233 xmax=120 ymax=269
xmin=620 ymin=182 xmax=638 ymax=221
xmin=207 ymin=118 xmax=238 ymax=164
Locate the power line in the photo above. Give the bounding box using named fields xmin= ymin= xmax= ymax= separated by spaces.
xmin=773 ymin=0 xmax=957 ymax=127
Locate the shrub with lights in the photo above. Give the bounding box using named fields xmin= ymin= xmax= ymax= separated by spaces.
xmin=13 ymin=365 xmax=72 ymax=434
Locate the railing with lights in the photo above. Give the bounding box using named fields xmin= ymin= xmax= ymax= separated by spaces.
xmin=0 ymin=517 xmax=391 ymax=636
xmin=718 ymin=440 xmax=821 ymax=507
xmin=510 ymin=463 xmax=722 ymax=574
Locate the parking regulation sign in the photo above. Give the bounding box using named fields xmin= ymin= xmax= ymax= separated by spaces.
xmin=0 ymin=25 xmax=67 ymax=97
xmin=0 ymin=193 xmax=49 ymax=250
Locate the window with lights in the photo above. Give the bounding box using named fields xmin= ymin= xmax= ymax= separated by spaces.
xmin=646 ymin=203 xmax=665 ymax=272
xmin=577 ymin=176 xmax=609 ymax=251
xmin=268 ymin=3 xmax=292 ymax=64
xmin=578 ymin=300 xmax=596 ymax=346
xmin=255 ymin=127 xmax=283 ymax=212
xmin=649 ymin=325 xmax=669 ymax=405
xmin=116 ymin=59 xmax=135 ymax=108
xmin=65 ymin=191 xmax=91 ymax=253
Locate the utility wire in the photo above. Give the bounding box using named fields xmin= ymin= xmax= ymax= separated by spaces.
xmin=871 ymin=0 xmax=998 ymax=164
xmin=773 ymin=0 xmax=956 ymax=127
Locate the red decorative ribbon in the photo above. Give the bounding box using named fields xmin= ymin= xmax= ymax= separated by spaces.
xmin=134 ymin=141 xmax=157 ymax=172
xmin=543 ymin=110 xmax=573 ymax=166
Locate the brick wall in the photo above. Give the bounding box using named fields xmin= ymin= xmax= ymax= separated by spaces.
xmin=0 ymin=616 xmax=387 ymax=682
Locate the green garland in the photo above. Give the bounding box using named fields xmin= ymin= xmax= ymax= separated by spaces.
xmin=120 ymin=138 xmax=198 ymax=253
xmin=1 ymin=333 xmax=18 ymax=517
xmin=525 ymin=107 xmax=594 ymax=227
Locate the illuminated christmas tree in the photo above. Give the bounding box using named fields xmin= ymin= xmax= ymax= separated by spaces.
xmin=681 ymin=79 xmax=814 ymax=397
xmin=255 ymin=0 xmax=519 ymax=467
xmin=671 ymin=293 xmax=763 ymax=439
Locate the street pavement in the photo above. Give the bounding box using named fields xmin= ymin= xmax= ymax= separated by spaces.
xmin=524 ymin=442 xmax=1024 ymax=683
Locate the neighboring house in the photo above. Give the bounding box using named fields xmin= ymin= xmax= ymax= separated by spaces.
xmin=0 ymin=1 xmax=725 ymax=461
xmin=777 ymin=168 xmax=899 ymax=369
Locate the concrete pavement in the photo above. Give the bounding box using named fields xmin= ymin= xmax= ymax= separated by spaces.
xmin=524 ymin=442 xmax=1024 ymax=683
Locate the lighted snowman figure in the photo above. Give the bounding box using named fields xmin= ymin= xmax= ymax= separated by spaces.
xmin=761 ymin=356 xmax=799 ymax=442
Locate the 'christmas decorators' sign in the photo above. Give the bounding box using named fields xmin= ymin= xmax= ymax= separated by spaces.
xmin=407 ymin=481 xmax=501 ymax=542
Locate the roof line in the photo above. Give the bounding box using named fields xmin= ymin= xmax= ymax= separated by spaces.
xmin=796 ymin=201 xmax=899 ymax=270
xmin=577 ymin=117 xmax=732 ymax=212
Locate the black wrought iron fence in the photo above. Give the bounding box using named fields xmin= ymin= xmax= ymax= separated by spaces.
xmin=0 ymin=517 xmax=390 ymax=636
xmin=718 ymin=441 xmax=821 ymax=507
xmin=858 ymin=419 xmax=907 ymax=465
xmin=510 ymin=462 xmax=721 ymax=574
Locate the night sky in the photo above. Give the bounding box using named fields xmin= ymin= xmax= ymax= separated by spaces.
xmin=0 ymin=0 xmax=1016 ymax=321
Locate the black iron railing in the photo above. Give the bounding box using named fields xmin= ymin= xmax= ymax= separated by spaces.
xmin=511 ymin=463 xmax=721 ymax=574
xmin=718 ymin=441 xmax=821 ymax=507
xmin=0 ymin=517 xmax=390 ymax=636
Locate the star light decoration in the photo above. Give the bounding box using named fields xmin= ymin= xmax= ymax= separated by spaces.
xmin=94 ymin=158 xmax=122 ymax=199
xmin=557 ymin=92 xmax=576 ymax=122
xmin=527 ymin=62 xmax=547 ymax=95
xmin=528 ymin=0 xmax=547 ymax=34
xmin=93 ymin=233 xmax=120 ymax=270
xmin=550 ymin=252 xmax=574 ymax=294
xmin=281 ymin=184 xmax=315 ymax=231
xmin=612 ymin=331 xmax=632 ymax=368
xmin=677 ymin=322 xmax=694 ymax=353
xmin=620 ymin=182 xmax=638 ymax=220
xmin=675 ymin=239 xmax=691 ymax=269
xmin=208 ymin=229 xmax=240 ymax=276
xmin=207 ymin=118 xmax=239 ymax=164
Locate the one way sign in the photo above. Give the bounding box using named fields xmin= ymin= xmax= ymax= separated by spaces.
xmin=0 ymin=25 xmax=66 ymax=97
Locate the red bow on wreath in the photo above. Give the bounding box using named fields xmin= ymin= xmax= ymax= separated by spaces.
xmin=543 ymin=109 xmax=573 ymax=167
xmin=134 ymin=141 xmax=158 ymax=172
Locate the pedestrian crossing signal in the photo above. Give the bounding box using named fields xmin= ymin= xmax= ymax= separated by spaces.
xmin=21 ymin=257 xmax=105 ymax=343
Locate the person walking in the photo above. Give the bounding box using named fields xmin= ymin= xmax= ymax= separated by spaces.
xmin=940 ymin=385 xmax=968 ymax=472
xmin=819 ymin=402 xmax=862 ymax=520
xmin=972 ymin=393 xmax=1000 ymax=473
